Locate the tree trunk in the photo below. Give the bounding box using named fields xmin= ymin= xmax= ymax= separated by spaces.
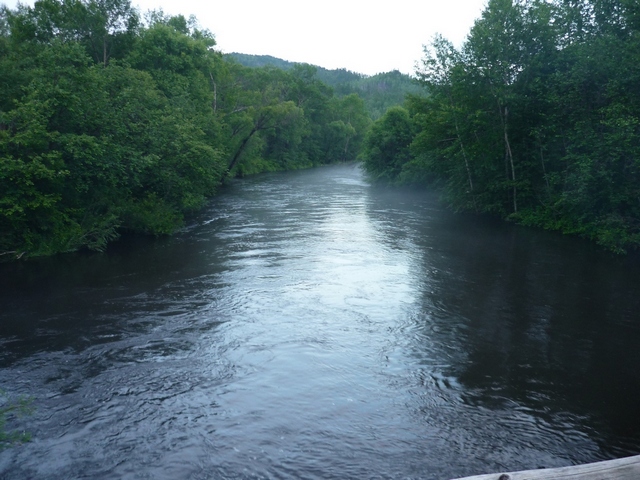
xmin=448 ymin=93 xmax=475 ymax=209
xmin=500 ymin=102 xmax=517 ymax=213
xmin=210 ymin=74 xmax=217 ymax=113
xmin=540 ymin=144 xmax=550 ymax=193
xmin=227 ymin=127 xmax=258 ymax=173
xmin=343 ymin=136 xmax=351 ymax=161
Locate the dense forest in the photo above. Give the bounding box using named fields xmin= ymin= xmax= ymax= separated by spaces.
xmin=3 ymin=0 xmax=639 ymax=259
xmin=362 ymin=0 xmax=640 ymax=253
xmin=0 ymin=0 xmax=371 ymax=259
xmin=227 ymin=53 xmax=423 ymax=119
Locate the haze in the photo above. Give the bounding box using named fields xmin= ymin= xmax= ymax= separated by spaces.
xmin=2 ymin=0 xmax=487 ymax=75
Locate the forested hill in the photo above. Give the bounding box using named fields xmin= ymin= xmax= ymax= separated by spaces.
xmin=361 ymin=0 xmax=640 ymax=253
xmin=227 ymin=52 xmax=423 ymax=119
xmin=226 ymin=52 xmax=366 ymax=85
xmin=0 ymin=0 xmax=372 ymax=260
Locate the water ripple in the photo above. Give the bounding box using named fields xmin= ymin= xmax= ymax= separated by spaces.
xmin=1 ymin=164 xmax=640 ymax=479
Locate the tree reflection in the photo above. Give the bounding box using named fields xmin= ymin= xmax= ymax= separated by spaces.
xmin=365 ymin=185 xmax=640 ymax=462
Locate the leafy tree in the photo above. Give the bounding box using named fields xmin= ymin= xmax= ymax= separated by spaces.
xmin=0 ymin=1 xmax=373 ymax=259
xmin=361 ymin=0 xmax=640 ymax=252
xmin=361 ymin=106 xmax=414 ymax=183
xmin=326 ymin=94 xmax=371 ymax=163
xmin=227 ymin=53 xmax=423 ymax=120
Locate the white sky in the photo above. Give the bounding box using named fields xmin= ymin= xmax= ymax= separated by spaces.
xmin=3 ymin=0 xmax=488 ymax=76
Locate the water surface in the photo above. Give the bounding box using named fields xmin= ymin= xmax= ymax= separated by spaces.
xmin=1 ymin=163 xmax=639 ymax=479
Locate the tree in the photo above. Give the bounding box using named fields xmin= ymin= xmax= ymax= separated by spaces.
xmin=0 ymin=2 xmax=374 ymax=258
xmin=360 ymin=0 xmax=640 ymax=251
xmin=361 ymin=106 xmax=414 ymax=183
xmin=3 ymin=0 xmax=139 ymax=65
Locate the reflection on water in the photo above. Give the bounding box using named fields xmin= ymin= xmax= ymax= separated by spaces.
xmin=1 ymin=164 xmax=639 ymax=479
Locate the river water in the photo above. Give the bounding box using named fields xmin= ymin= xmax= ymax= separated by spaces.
xmin=1 ymin=163 xmax=639 ymax=479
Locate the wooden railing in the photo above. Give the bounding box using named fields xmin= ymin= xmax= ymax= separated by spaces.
xmin=449 ymin=454 xmax=640 ymax=480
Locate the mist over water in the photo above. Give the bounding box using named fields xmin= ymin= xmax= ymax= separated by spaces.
xmin=1 ymin=163 xmax=639 ymax=479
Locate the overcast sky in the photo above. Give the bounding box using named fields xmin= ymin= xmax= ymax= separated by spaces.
xmin=3 ymin=0 xmax=488 ymax=76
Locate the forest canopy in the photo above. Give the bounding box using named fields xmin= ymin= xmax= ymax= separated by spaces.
xmin=362 ymin=0 xmax=640 ymax=253
xmin=0 ymin=0 xmax=371 ymax=259
xmin=3 ymin=0 xmax=638 ymax=259
xmin=227 ymin=53 xmax=423 ymax=120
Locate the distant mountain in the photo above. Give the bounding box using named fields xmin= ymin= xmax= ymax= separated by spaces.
xmin=226 ymin=53 xmax=300 ymax=71
xmin=332 ymin=70 xmax=424 ymax=120
xmin=225 ymin=53 xmax=364 ymax=84
xmin=225 ymin=53 xmax=425 ymax=119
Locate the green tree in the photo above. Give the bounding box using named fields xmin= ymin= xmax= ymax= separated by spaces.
xmin=0 ymin=2 xmax=374 ymax=259
xmin=361 ymin=106 xmax=414 ymax=183
xmin=362 ymin=0 xmax=640 ymax=251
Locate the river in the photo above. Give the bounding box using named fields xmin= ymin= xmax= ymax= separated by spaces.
xmin=1 ymin=163 xmax=639 ymax=479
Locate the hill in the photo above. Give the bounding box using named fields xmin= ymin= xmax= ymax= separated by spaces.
xmin=225 ymin=53 xmax=424 ymax=119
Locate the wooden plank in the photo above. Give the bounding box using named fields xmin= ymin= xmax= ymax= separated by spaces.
xmin=449 ymin=454 xmax=640 ymax=480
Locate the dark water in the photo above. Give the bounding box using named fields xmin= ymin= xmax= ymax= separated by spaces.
xmin=1 ymin=163 xmax=639 ymax=479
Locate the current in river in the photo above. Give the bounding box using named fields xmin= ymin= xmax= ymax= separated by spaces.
xmin=1 ymin=163 xmax=639 ymax=479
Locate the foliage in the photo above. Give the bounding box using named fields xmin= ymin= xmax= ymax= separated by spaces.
xmin=226 ymin=52 xmax=423 ymax=119
xmin=0 ymin=0 xmax=372 ymax=259
xmin=0 ymin=390 xmax=33 ymax=450
xmin=361 ymin=106 xmax=414 ymax=183
xmin=334 ymin=70 xmax=424 ymax=119
xmin=219 ymin=62 xmax=370 ymax=176
xmin=361 ymin=0 xmax=640 ymax=253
